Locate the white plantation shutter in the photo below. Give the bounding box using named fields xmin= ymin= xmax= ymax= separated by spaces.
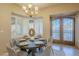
xmin=11 ymin=14 xmax=43 ymax=39
xmin=35 ymin=19 xmax=40 ymax=35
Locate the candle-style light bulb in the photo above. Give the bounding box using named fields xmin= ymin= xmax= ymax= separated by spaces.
xmin=35 ymin=6 xmax=38 ymax=11
xmin=22 ymin=5 xmax=26 ymax=10
xmin=25 ymin=10 xmax=28 ymax=13
xmin=28 ymin=4 xmax=32 ymax=8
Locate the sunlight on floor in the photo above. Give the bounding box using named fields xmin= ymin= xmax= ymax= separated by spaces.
xmin=51 ymin=44 xmax=79 ymax=56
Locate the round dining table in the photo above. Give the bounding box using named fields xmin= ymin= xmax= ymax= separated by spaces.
xmin=17 ymin=39 xmax=46 ymax=56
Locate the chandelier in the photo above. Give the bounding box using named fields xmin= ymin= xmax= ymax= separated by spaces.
xmin=22 ymin=4 xmax=39 ymax=17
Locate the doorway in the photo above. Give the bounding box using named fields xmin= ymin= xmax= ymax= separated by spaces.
xmin=50 ymin=16 xmax=75 ymax=45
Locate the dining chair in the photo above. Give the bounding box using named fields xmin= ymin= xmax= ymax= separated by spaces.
xmin=7 ymin=46 xmax=28 ymax=56
xmin=35 ymin=35 xmax=42 ymax=38
xmin=16 ymin=35 xmax=25 ymax=41
xmin=9 ymin=39 xmax=23 ymax=55
xmin=47 ymin=38 xmax=53 ymax=46
xmin=42 ymin=45 xmax=53 ymax=56
xmin=10 ymin=39 xmax=19 ymax=48
xmin=7 ymin=46 xmax=17 ymax=56
xmin=52 ymin=49 xmax=65 ymax=56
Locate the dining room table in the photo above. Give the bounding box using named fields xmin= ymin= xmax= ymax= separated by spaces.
xmin=17 ymin=39 xmax=46 ymax=56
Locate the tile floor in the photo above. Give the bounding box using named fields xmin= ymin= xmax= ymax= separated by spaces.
xmin=2 ymin=44 xmax=79 ymax=56
xmin=36 ymin=44 xmax=79 ymax=56
xmin=51 ymin=44 xmax=79 ymax=56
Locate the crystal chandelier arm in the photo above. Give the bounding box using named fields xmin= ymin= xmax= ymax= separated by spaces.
xmin=22 ymin=4 xmax=39 ymax=17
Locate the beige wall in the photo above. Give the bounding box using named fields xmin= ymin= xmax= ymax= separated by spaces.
xmin=0 ymin=3 xmax=79 ymax=55
xmin=0 ymin=3 xmax=26 ymax=55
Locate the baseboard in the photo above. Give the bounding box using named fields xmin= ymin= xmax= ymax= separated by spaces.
xmin=74 ymin=45 xmax=79 ymax=50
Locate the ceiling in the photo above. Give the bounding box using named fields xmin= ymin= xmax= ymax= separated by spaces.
xmin=18 ymin=3 xmax=59 ymax=10
xmin=18 ymin=3 xmax=79 ymax=16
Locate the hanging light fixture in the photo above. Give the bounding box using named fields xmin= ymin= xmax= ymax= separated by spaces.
xmin=22 ymin=4 xmax=39 ymax=17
